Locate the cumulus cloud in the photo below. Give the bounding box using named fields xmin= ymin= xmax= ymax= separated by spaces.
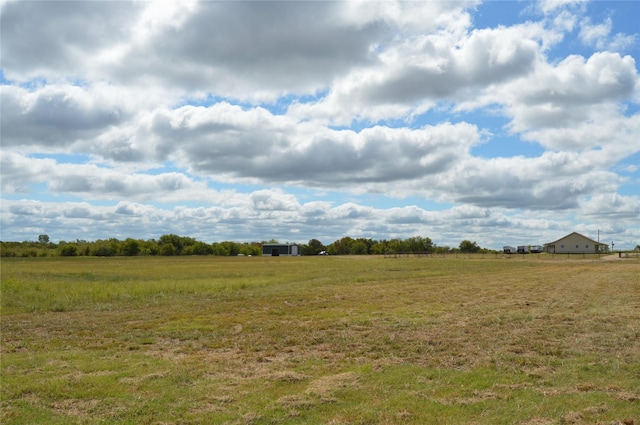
xmin=290 ymin=22 xmax=548 ymax=125
xmin=0 ymin=1 xmax=140 ymax=81
xmin=581 ymin=193 xmax=640 ymax=220
xmin=0 ymin=196 xmax=594 ymax=249
xmin=579 ymin=17 xmax=636 ymax=51
xmin=0 ymin=84 xmax=129 ymax=149
xmin=538 ymin=0 xmax=588 ymax=16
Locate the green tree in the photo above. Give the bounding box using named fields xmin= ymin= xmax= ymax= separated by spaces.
xmin=143 ymin=240 xmax=160 ymax=255
xmin=386 ymin=238 xmax=404 ymax=254
xmin=303 ymin=239 xmax=326 ymax=255
xmin=459 ymin=240 xmax=480 ymax=253
xmin=190 ymin=241 xmax=213 ymax=255
xmin=406 ymin=236 xmax=435 ymax=253
xmin=351 ymin=240 xmax=368 ymax=255
xmin=434 ymin=245 xmax=450 ymax=254
xmin=330 ymin=236 xmax=354 ymax=255
xmin=122 ymin=238 xmax=140 ymax=256
xmin=370 ymin=240 xmax=387 ymax=255
xmin=60 ymin=243 xmax=78 ymax=256
xmin=160 ymin=243 xmax=176 ymax=256
xmin=239 ymin=243 xmax=261 ymax=256
xmin=159 ymin=234 xmax=185 ymax=255
xmin=91 ymin=240 xmax=117 ymax=256
xmin=38 ymin=234 xmax=50 ymax=244
xmin=221 ymin=241 xmax=240 ymax=256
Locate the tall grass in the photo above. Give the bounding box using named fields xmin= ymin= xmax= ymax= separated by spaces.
xmin=2 ymin=255 xmax=639 ymax=424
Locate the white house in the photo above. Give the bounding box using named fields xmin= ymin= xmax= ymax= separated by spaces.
xmin=543 ymin=232 xmax=608 ymax=254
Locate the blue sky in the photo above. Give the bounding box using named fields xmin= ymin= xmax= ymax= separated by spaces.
xmin=1 ymin=0 xmax=639 ymax=249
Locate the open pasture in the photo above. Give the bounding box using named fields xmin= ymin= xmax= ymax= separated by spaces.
xmin=1 ymin=255 xmax=639 ymax=424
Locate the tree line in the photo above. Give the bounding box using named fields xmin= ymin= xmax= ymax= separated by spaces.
xmin=1 ymin=234 xmax=490 ymax=258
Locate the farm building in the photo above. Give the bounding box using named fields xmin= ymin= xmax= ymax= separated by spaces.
xmin=543 ymin=232 xmax=608 ymax=254
xmin=262 ymin=244 xmax=301 ymax=256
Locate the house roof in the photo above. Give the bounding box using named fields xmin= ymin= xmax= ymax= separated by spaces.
xmin=262 ymin=243 xmax=299 ymax=247
xmin=544 ymin=231 xmax=607 ymax=246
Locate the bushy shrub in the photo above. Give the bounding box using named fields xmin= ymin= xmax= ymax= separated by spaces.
xmin=60 ymin=244 xmax=78 ymax=256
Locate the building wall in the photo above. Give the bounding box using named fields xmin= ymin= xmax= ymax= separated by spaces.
xmin=550 ymin=233 xmax=599 ymax=254
xmin=262 ymin=244 xmax=300 ymax=256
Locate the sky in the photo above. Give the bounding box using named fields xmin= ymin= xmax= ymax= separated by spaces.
xmin=1 ymin=0 xmax=639 ymax=250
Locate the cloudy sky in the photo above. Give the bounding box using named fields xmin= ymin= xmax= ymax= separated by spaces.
xmin=1 ymin=0 xmax=639 ymax=249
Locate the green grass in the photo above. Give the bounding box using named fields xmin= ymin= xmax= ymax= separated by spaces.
xmin=1 ymin=255 xmax=639 ymax=424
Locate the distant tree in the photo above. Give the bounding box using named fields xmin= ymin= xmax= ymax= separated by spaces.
xmin=434 ymin=246 xmax=450 ymax=254
xmin=143 ymin=240 xmax=160 ymax=256
xmin=91 ymin=240 xmax=117 ymax=256
xmin=122 ymin=238 xmax=140 ymax=256
xmin=459 ymin=240 xmax=480 ymax=253
xmin=239 ymin=243 xmax=261 ymax=256
xmin=636 ymin=245 xmax=640 ymax=251
xmin=211 ymin=242 xmax=229 ymax=256
xmin=330 ymin=236 xmax=354 ymax=255
xmin=370 ymin=240 xmax=387 ymax=255
xmin=160 ymin=243 xmax=176 ymax=256
xmin=211 ymin=241 xmax=240 ymax=256
xmin=60 ymin=243 xmax=78 ymax=256
xmin=222 ymin=241 xmax=241 ymax=256
xmin=351 ymin=240 xmax=368 ymax=255
xmin=386 ymin=238 xmax=404 ymax=254
xmin=159 ymin=234 xmax=184 ymax=255
xmin=303 ymin=239 xmax=325 ymax=255
xmin=38 ymin=234 xmax=50 ymax=244
xmin=188 ymin=241 xmax=213 ymax=255
xmin=406 ymin=236 xmax=434 ymax=253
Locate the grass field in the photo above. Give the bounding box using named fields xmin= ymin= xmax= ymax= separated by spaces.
xmin=1 ymin=255 xmax=639 ymax=424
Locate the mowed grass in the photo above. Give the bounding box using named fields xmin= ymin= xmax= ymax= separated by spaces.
xmin=1 ymin=255 xmax=638 ymax=424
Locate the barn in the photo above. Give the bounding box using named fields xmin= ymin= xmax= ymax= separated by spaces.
xmin=543 ymin=232 xmax=608 ymax=254
xmin=262 ymin=244 xmax=301 ymax=256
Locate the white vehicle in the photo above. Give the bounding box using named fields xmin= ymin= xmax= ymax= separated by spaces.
xmin=503 ymin=246 xmax=517 ymax=254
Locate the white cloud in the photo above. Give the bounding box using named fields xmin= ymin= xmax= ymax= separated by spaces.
xmin=489 ymin=52 xmax=640 ymax=148
xmin=581 ymin=193 xmax=640 ymax=220
xmin=538 ymin=0 xmax=588 ymax=16
xmin=579 ymin=17 xmax=636 ymax=51
xmin=291 ymin=22 xmax=548 ymax=126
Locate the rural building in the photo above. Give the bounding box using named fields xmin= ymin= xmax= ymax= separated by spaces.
xmin=543 ymin=232 xmax=608 ymax=254
xmin=262 ymin=244 xmax=301 ymax=256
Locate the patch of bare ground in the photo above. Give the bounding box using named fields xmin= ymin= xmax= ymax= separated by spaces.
xmin=276 ymin=371 xmax=360 ymax=410
xmin=51 ymin=398 xmax=101 ymax=417
xmin=304 ymin=371 xmax=359 ymax=399
xmin=601 ymin=253 xmax=640 ymax=261
xmin=428 ymin=390 xmax=508 ymax=406
xmin=518 ymin=419 xmax=555 ymax=425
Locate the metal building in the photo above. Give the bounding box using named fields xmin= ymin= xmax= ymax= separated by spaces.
xmin=261 ymin=244 xmax=301 ymax=256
